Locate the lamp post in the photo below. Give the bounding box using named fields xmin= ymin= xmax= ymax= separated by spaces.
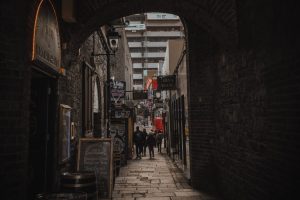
xmin=92 ymin=27 xmax=120 ymax=137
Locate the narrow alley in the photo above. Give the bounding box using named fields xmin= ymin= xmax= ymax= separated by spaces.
xmin=1 ymin=1 xmax=300 ymax=200
xmin=112 ymin=150 xmax=218 ymax=200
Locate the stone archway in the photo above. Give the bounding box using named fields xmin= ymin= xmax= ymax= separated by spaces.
xmin=63 ymin=1 xmax=239 ymax=194
xmin=69 ymin=0 xmax=238 ymax=52
xmin=1 ymin=1 xmax=300 ymax=200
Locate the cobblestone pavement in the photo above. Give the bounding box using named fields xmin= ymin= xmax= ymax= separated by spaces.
xmin=111 ymin=150 xmax=220 ymax=200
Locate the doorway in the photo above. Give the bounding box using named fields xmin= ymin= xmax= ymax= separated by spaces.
xmin=28 ymin=69 xmax=56 ymax=199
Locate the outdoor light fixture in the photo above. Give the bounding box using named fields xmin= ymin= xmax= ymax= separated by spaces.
xmin=156 ymin=91 xmax=161 ymax=98
xmin=107 ymin=28 xmax=121 ymax=53
xmin=90 ymin=26 xmax=121 ymax=138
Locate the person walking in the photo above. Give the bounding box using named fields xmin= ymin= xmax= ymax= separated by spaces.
xmin=156 ymin=131 xmax=164 ymax=153
xmin=133 ymin=126 xmax=143 ymax=159
xmin=146 ymin=130 xmax=156 ymax=159
xmin=141 ymin=128 xmax=148 ymax=156
xmin=153 ymin=130 xmax=158 ymax=148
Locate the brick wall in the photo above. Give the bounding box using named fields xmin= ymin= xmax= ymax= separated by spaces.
xmin=0 ymin=1 xmax=31 ymax=199
xmin=1 ymin=1 xmax=300 ymax=200
xmin=186 ymin=24 xmax=219 ymax=193
xmin=186 ymin=2 xmax=300 ymax=199
xmin=58 ymin=30 xmax=108 ymax=172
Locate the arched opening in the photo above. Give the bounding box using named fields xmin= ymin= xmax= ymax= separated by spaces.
xmin=1 ymin=1 xmax=299 ymax=200
xmin=93 ymin=76 xmax=102 ymax=137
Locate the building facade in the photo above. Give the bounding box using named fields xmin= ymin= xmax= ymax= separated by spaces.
xmin=1 ymin=1 xmax=300 ymax=200
xmin=161 ymin=39 xmax=189 ymax=178
xmin=125 ymin=13 xmax=184 ymax=90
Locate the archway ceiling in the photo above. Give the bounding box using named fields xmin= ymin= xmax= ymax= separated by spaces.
xmin=69 ymin=0 xmax=237 ymax=50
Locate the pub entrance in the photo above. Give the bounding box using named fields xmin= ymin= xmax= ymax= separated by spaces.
xmin=28 ymin=68 xmax=57 ymax=199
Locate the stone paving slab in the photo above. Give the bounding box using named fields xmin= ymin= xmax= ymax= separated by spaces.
xmin=111 ymin=150 xmax=221 ymax=200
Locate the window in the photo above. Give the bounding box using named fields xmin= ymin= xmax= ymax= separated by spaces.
xmin=82 ymin=63 xmax=93 ymax=135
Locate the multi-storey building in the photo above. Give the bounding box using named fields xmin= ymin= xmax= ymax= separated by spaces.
xmin=125 ymin=13 xmax=184 ymax=90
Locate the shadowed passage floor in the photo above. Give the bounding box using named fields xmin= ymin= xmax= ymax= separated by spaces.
xmin=112 ymin=150 xmax=220 ymax=200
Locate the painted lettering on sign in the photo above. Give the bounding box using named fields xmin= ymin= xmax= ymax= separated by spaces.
xmin=158 ymin=75 xmax=176 ymax=90
xmin=77 ymin=138 xmax=113 ymax=198
xmin=32 ymin=0 xmax=61 ymax=72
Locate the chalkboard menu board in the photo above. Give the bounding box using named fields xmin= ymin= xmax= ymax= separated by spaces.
xmin=110 ymin=121 xmax=128 ymax=166
xmin=77 ymin=138 xmax=113 ymax=198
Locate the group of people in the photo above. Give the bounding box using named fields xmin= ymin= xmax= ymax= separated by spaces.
xmin=133 ymin=126 xmax=164 ymax=159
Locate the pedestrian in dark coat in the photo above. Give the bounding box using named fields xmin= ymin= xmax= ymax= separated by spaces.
xmin=156 ymin=131 xmax=163 ymax=153
xmin=142 ymin=128 xmax=148 ymax=156
xmin=146 ymin=130 xmax=156 ymax=159
xmin=133 ymin=126 xmax=143 ymax=159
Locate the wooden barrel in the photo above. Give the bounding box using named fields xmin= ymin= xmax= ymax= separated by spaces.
xmin=60 ymin=172 xmax=97 ymax=200
xmin=35 ymin=192 xmax=87 ymax=200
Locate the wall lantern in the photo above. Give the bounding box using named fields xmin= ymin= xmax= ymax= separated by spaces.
xmin=107 ymin=28 xmax=121 ymax=53
xmin=155 ymin=91 xmax=161 ymax=99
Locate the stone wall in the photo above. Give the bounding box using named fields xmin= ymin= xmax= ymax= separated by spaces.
xmin=111 ymin=28 xmax=133 ymax=99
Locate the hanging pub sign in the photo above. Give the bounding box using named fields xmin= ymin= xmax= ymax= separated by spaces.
xmin=110 ymin=81 xmax=126 ymax=106
xmin=133 ymin=90 xmax=148 ymax=100
xmin=32 ymin=0 xmax=62 ymax=73
xmin=157 ymin=75 xmax=177 ymax=90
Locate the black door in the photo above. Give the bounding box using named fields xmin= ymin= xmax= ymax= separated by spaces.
xmin=28 ymin=69 xmax=55 ymax=199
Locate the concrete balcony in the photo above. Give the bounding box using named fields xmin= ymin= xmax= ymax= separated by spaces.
xmin=146 ymin=13 xmax=179 ymax=20
xmin=131 ymin=52 xmax=165 ymax=58
xmin=144 ymin=41 xmax=167 ymax=47
xmin=131 ymin=52 xmax=143 ymax=58
xmin=125 ymin=23 xmax=146 ymax=31
xmin=133 ymin=63 xmax=159 ymax=69
xmin=145 ymin=52 xmax=165 ymax=58
xmin=128 ymin=42 xmax=142 ymax=48
xmin=146 ymin=21 xmax=182 ymax=27
xmin=133 ymin=74 xmax=143 ymax=79
xmin=133 ymin=85 xmax=143 ymax=90
xmin=133 ymin=63 xmax=143 ymax=68
xmin=128 ymin=41 xmax=167 ymax=48
xmin=126 ymin=31 xmax=183 ymax=38
xmin=145 ymin=31 xmax=183 ymax=37
xmin=145 ymin=63 xmax=159 ymax=68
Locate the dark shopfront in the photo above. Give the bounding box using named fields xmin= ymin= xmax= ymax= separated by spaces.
xmin=169 ymin=95 xmax=187 ymax=166
xmin=28 ymin=0 xmax=62 ymax=198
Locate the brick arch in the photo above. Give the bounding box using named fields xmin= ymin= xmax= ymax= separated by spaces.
xmin=69 ymin=0 xmax=237 ymax=53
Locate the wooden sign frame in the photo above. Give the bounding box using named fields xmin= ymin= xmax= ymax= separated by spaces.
xmin=58 ymin=104 xmax=71 ymax=164
xmin=77 ymin=138 xmax=113 ymax=198
xmin=157 ymin=75 xmax=177 ymax=90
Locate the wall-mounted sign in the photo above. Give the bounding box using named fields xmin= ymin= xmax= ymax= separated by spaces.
xmin=112 ymin=109 xmax=131 ymax=119
xmin=59 ymin=104 xmax=71 ymax=164
xmin=133 ymin=91 xmax=148 ymax=100
xmin=32 ymin=0 xmax=61 ymax=73
xmin=110 ymin=81 xmax=126 ymax=106
xmin=157 ymin=75 xmax=176 ymax=90
xmin=110 ymin=121 xmax=127 ymax=166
